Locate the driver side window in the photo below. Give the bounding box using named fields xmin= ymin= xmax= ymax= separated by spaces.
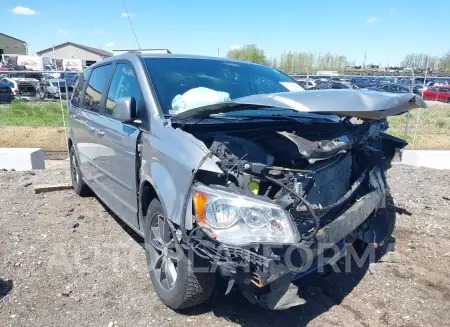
xmin=106 ymin=63 xmax=143 ymax=118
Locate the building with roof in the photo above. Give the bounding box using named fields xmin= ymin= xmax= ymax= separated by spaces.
xmin=36 ymin=42 xmax=112 ymax=66
xmin=0 ymin=33 xmax=27 ymax=55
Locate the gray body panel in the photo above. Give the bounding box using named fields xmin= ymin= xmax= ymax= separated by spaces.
xmin=69 ymin=53 xmax=424 ymax=233
xmin=94 ymin=115 xmax=140 ymax=228
xmin=69 ymin=53 xmax=220 ymax=232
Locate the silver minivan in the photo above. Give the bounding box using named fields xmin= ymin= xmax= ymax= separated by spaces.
xmin=68 ymin=53 xmax=425 ymax=310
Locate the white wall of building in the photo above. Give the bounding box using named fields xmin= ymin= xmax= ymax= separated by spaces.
xmin=38 ymin=44 xmax=104 ymax=62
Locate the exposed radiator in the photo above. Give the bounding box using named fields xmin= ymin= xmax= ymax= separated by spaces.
xmin=306 ymin=153 xmax=352 ymax=207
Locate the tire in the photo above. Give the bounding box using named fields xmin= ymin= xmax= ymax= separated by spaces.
xmin=69 ymin=145 xmax=91 ymax=197
xmin=446 ymin=98 xmax=450 ymax=103
xmin=144 ymin=199 xmax=215 ymax=310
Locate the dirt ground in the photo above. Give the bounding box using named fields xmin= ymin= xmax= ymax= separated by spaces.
xmin=0 ymin=126 xmax=67 ymax=152
xmin=0 ymin=164 xmax=449 ymax=327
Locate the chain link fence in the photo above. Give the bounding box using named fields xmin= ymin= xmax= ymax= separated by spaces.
xmin=0 ymin=71 xmax=449 ymax=159
xmin=386 ymin=100 xmax=450 ymax=150
xmin=0 ymin=71 xmax=74 ymax=159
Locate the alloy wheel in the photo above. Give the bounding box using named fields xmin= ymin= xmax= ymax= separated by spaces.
xmin=148 ymin=214 xmax=179 ymax=291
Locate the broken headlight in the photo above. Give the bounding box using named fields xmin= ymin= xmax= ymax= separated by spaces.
xmin=192 ymin=183 xmax=299 ymax=245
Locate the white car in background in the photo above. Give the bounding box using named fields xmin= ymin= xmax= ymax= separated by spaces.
xmin=40 ymin=79 xmax=73 ymax=99
xmin=44 ymin=65 xmax=60 ymax=78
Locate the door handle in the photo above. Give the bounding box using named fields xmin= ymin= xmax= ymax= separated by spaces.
xmin=95 ymin=129 xmax=105 ymax=137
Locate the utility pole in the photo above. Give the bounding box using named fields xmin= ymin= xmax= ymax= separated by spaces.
xmin=423 ymin=53 xmax=430 ymax=86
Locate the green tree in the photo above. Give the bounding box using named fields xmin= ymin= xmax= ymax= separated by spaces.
xmin=226 ymin=44 xmax=268 ymax=65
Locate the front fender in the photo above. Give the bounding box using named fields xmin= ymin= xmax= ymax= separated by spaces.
xmin=139 ymin=119 xmax=221 ymax=228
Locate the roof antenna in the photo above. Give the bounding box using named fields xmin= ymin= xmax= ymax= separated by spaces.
xmin=120 ymin=0 xmax=141 ymax=50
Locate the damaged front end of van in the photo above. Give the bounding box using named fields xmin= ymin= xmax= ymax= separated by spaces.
xmin=161 ymin=90 xmax=426 ymax=310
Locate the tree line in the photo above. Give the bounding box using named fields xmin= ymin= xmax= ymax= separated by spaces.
xmin=226 ymin=44 xmax=348 ymax=73
xmin=401 ymin=52 xmax=450 ymax=72
xmin=227 ymin=44 xmax=450 ymax=74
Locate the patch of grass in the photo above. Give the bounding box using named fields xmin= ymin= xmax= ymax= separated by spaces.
xmin=0 ymin=101 xmax=68 ymax=127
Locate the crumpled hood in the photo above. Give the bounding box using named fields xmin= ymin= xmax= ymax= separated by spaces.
xmin=172 ymin=89 xmax=427 ymax=121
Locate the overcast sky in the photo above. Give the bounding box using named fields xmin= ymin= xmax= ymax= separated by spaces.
xmin=2 ymin=0 xmax=449 ymax=66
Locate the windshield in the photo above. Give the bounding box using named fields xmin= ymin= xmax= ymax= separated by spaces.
xmin=143 ymin=58 xmax=303 ymax=115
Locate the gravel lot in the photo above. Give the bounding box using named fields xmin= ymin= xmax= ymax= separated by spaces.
xmin=1 ymin=164 xmax=449 ymax=327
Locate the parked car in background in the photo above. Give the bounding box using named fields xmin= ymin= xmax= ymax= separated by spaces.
xmin=421 ymin=86 xmax=450 ymax=102
xmin=68 ymin=53 xmax=425 ymax=311
xmin=0 ymin=80 xmax=14 ymax=103
xmin=41 ymin=79 xmax=73 ymax=99
xmin=12 ymin=65 xmax=27 ymax=71
xmin=314 ymin=80 xmax=332 ymax=89
xmin=59 ymin=72 xmax=79 ymax=87
xmin=0 ymin=77 xmax=40 ymax=100
xmin=349 ymin=78 xmax=377 ymax=89
xmin=0 ymin=78 xmax=18 ymax=96
xmin=313 ymin=80 xmax=353 ymax=90
xmin=368 ymin=83 xmax=420 ymax=95
xmin=296 ymin=79 xmax=316 ymax=89
xmin=44 ymin=65 xmax=59 ymax=78
xmin=330 ymin=81 xmax=353 ymax=89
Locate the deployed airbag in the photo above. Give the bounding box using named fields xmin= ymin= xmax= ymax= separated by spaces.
xmin=171 ymin=87 xmax=230 ymax=114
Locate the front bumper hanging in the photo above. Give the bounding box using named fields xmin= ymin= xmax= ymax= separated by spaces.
xmin=189 ymin=167 xmax=389 ymax=309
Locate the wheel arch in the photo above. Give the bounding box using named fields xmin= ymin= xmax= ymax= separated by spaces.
xmin=139 ymin=180 xmax=162 ymax=231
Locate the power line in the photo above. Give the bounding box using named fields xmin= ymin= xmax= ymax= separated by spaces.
xmin=120 ymin=0 xmax=141 ymax=50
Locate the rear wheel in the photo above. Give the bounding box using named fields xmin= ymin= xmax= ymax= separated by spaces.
xmin=144 ymin=199 xmax=215 ymax=309
xmin=69 ymin=145 xmax=91 ymax=196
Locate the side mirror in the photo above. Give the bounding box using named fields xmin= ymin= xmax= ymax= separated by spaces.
xmin=115 ymin=96 xmax=137 ymax=123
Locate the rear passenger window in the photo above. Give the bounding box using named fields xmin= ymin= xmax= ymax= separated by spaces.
xmin=83 ymin=64 xmax=113 ymax=113
xmin=106 ymin=63 xmax=143 ymax=118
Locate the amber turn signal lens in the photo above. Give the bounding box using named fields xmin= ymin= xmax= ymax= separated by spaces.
xmin=193 ymin=190 xmax=208 ymax=225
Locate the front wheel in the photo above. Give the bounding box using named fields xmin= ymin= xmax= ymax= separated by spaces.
xmin=144 ymin=199 xmax=215 ymax=310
